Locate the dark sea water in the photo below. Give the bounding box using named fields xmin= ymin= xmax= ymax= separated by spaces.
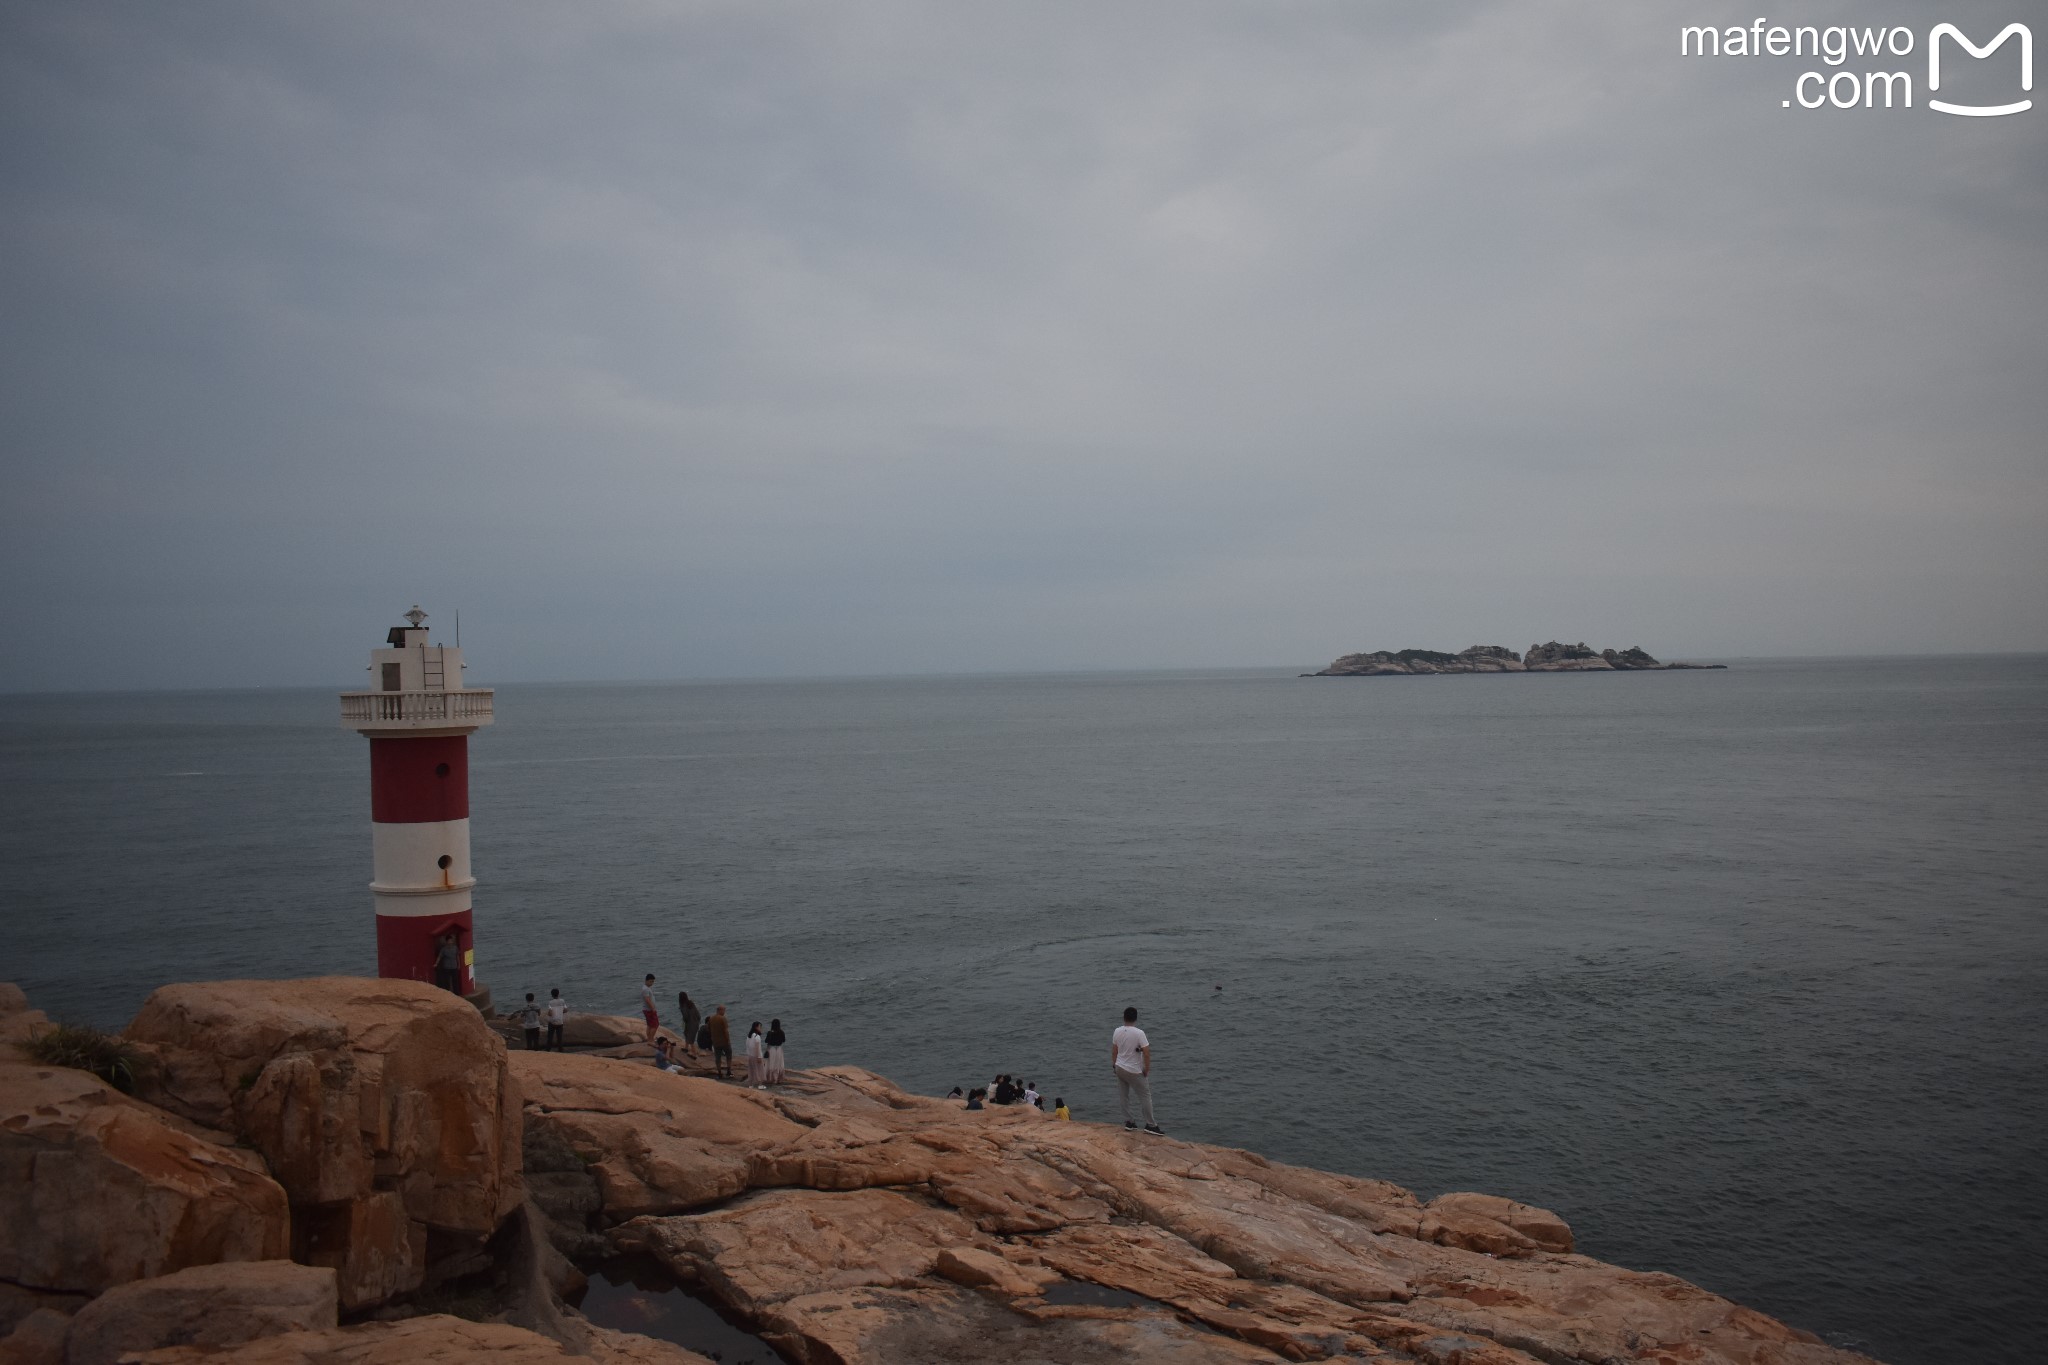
xmin=4 ymin=657 xmax=2045 ymax=1365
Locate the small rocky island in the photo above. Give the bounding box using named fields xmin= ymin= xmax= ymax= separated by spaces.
xmin=0 ymin=977 xmax=1873 ymax=1365
xmin=1313 ymin=642 xmax=1726 ymax=676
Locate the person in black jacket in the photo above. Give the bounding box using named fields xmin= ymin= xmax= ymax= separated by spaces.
xmin=677 ymin=991 xmax=702 ymax=1059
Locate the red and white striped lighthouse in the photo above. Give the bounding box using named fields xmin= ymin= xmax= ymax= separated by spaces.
xmin=339 ymin=606 xmax=495 ymax=1002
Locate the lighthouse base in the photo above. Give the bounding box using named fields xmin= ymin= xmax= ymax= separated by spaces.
xmin=376 ymin=909 xmax=475 ymax=997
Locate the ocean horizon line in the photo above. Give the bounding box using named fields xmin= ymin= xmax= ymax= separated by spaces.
xmin=5 ymin=648 xmax=2048 ymax=700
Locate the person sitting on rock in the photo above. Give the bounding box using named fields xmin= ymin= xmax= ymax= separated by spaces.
xmin=1054 ymin=1097 xmax=1071 ymax=1121
xmin=964 ymin=1087 xmax=986 ymax=1111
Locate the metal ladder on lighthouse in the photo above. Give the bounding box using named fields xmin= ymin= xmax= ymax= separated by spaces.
xmin=421 ymin=646 xmax=446 ymax=693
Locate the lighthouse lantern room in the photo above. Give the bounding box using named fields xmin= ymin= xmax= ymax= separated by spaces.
xmin=340 ymin=606 xmax=495 ymax=1006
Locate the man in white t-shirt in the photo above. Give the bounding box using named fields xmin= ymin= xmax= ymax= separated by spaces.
xmin=1111 ymin=1006 xmax=1161 ymax=1133
xmin=543 ymin=988 xmax=569 ymax=1051
xmin=640 ymin=974 xmax=660 ymax=1043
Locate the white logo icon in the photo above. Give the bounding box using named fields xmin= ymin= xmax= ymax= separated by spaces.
xmin=1928 ymin=22 xmax=2032 ymax=116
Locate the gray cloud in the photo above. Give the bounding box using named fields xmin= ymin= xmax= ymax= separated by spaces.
xmin=2 ymin=0 xmax=2042 ymax=689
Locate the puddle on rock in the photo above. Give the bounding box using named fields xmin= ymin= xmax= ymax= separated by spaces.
xmin=571 ymin=1258 xmax=785 ymax=1364
xmin=1040 ymin=1280 xmax=1164 ymax=1310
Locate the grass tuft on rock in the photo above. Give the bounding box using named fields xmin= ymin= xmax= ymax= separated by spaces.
xmin=24 ymin=1022 xmax=148 ymax=1093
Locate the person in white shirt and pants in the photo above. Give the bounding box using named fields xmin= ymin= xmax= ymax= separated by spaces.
xmin=1111 ymin=1006 xmax=1161 ymax=1133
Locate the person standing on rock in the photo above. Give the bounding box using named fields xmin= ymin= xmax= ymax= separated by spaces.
xmin=677 ymin=991 xmax=702 ymax=1059
xmin=706 ymin=1005 xmax=734 ymax=1078
xmin=639 ymin=974 xmax=659 ymax=1043
xmin=434 ymin=933 xmax=462 ymax=994
xmin=1112 ymin=1006 xmax=1162 ymax=1133
xmin=544 ymin=988 xmax=568 ymax=1051
xmin=518 ymin=993 xmax=543 ymax=1051
xmin=765 ymin=1018 xmax=787 ymax=1084
xmin=744 ymin=1021 xmax=767 ymax=1087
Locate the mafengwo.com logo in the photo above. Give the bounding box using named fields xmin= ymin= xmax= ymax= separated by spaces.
xmin=1681 ymin=19 xmax=2032 ymax=113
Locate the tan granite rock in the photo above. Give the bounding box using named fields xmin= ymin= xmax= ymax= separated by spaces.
xmin=931 ymin=1245 xmax=1060 ymax=1298
xmin=124 ymin=1316 xmax=711 ymax=1364
xmin=754 ymin=1282 xmax=1294 ymax=1365
xmin=124 ymin=979 xmax=522 ymax=1309
xmin=17 ymin=985 xmax=1875 ymax=1365
xmin=0 ymin=1310 xmax=72 ymax=1365
xmin=0 ymin=1063 xmax=289 ymax=1295
xmin=63 ymin=1261 xmax=337 ymax=1365
xmin=555 ymin=1016 xmax=653 ymax=1051
xmin=0 ymin=986 xmax=51 ymax=1059
xmin=596 ymin=1059 xmax=1880 ymax=1365
xmin=616 ymin=1188 xmax=981 ymax=1313
xmin=580 ymin=1326 xmax=715 ymax=1365
xmin=512 ymin=1052 xmax=800 ymax=1219
xmin=0 ymin=1287 xmax=86 ymax=1338
xmin=1426 ymin=1192 xmax=1574 ymax=1253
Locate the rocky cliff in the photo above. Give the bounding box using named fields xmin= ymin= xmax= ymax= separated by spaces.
xmin=1315 ymin=643 xmax=1725 ymax=675
xmin=2 ymin=978 xmax=1875 ymax=1364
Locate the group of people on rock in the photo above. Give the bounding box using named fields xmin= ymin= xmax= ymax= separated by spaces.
xmin=946 ymin=1007 xmax=1159 ymax=1133
xmin=951 ymin=1075 xmax=1071 ymax=1120
xmin=503 ymin=974 xmax=790 ymax=1091
xmin=513 ymin=980 xmax=1159 ymax=1135
xmin=512 ymin=988 xmax=571 ymax=1051
xmin=643 ymin=974 xmax=788 ymax=1089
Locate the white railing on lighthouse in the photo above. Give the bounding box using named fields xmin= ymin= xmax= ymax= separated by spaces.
xmin=340 ymin=689 xmax=496 ymax=729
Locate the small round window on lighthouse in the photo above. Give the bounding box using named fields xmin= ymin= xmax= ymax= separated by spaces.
xmin=435 ymin=763 xmax=450 ymax=777
xmin=437 ymin=855 xmax=452 ymax=869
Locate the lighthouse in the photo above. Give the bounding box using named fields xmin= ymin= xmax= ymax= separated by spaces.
xmin=339 ymin=606 xmax=495 ymax=1005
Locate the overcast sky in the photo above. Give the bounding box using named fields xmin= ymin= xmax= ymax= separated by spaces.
xmin=2 ymin=0 xmax=2042 ymax=690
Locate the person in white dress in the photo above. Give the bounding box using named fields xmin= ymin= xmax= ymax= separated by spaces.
xmin=744 ymin=1021 xmax=767 ymax=1088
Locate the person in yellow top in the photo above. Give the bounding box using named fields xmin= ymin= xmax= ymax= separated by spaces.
xmin=1053 ymin=1097 xmax=1071 ymax=1121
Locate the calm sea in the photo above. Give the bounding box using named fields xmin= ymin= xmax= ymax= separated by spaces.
xmin=4 ymin=657 xmax=2044 ymax=1365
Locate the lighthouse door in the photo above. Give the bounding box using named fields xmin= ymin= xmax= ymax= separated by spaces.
xmin=381 ymin=663 xmax=402 ymax=692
